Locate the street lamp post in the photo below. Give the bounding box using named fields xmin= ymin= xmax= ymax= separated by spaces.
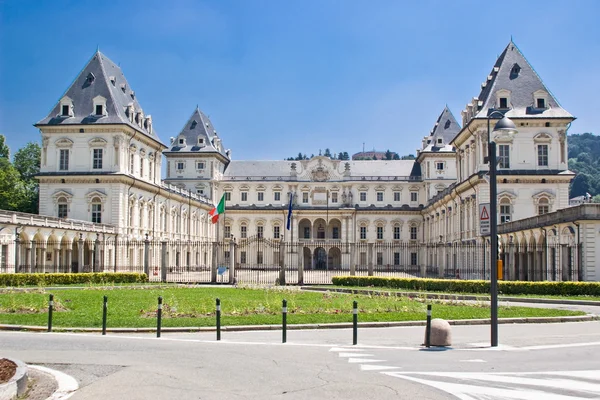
xmin=486 ymin=112 xmax=517 ymax=347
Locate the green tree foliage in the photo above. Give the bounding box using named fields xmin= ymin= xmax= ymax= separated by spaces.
xmin=0 ymin=136 xmax=40 ymax=213
xmin=401 ymin=154 xmax=416 ymax=160
xmin=384 ymin=149 xmax=393 ymax=160
xmin=567 ymin=133 xmax=600 ymax=198
xmin=324 ymin=148 xmax=332 ymax=158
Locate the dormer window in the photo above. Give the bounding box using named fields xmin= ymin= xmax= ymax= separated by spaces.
xmin=130 ymin=91 xmax=135 ymax=99
xmin=534 ymin=90 xmax=549 ymax=110
xmin=444 ymin=119 xmax=451 ymax=129
xmin=59 ymin=96 xmax=74 ymax=117
xmin=95 ymin=105 xmax=103 ymax=115
xmin=93 ymin=95 xmax=107 ymax=117
xmin=179 ymin=138 xmax=185 ymax=145
xmin=437 ymin=138 xmax=443 ymax=144
xmin=499 ymin=98 xmax=508 ymax=109
xmin=86 ymin=72 xmax=95 ymax=83
xmin=536 ymin=98 xmax=545 ymax=108
xmin=109 ymin=76 xmax=116 ymax=86
xmin=510 ymin=63 xmax=521 ymax=79
xmin=190 ymin=120 xmax=197 ymax=129
xmin=62 ymin=105 xmax=70 ymax=116
xmin=496 ymin=89 xmax=511 ymax=110
xmin=121 ymin=84 xmax=127 ymax=93
xmin=198 ymin=138 xmax=204 ymax=145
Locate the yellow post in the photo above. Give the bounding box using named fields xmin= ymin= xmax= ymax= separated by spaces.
xmin=497 ymin=260 xmax=503 ymax=280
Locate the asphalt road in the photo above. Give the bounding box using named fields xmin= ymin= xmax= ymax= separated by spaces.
xmin=2 ymin=321 xmax=600 ymax=399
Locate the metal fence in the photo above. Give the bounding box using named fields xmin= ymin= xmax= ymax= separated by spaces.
xmin=0 ymin=237 xmax=583 ymax=284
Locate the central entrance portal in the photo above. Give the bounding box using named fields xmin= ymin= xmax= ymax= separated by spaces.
xmin=314 ymin=247 xmax=327 ymax=270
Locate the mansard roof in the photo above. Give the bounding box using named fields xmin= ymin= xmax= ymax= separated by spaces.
xmin=36 ymin=51 xmax=163 ymax=144
xmin=422 ymin=106 xmax=460 ymax=152
xmin=164 ymin=107 xmax=230 ymax=160
xmin=470 ymin=41 xmax=573 ymax=121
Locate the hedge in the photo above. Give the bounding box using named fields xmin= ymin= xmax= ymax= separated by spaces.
xmin=331 ymin=276 xmax=600 ymax=297
xmin=0 ymin=273 xmax=148 ymax=287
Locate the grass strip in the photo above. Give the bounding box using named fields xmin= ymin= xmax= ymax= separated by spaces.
xmin=0 ymin=287 xmax=585 ymax=328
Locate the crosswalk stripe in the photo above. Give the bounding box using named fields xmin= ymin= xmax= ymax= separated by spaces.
xmin=338 ymin=353 xmax=373 ymax=358
xmin=360 ymin=365 xmax=400 ymax=371
xmin=347 ymin=358 xmax=386 ymax=363
xmin=329 ymin=347 xmax=363 ymax=352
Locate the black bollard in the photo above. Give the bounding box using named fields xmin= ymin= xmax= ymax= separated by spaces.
xmin=47 ymin=294 xmax=54 ymax=332
xmin=352 ymin=300 xmax=358 ymax=345
xmin=157 ymin=296 xmax=163 ymax=338
xmin=102 ymin=295 xmax=108 ymax=336
xmin=216 ymin=298 xmax=221 ymax=341
xmin=282 ymin=299 xmax=287 ymax=343
xmin=425 ymin=304 xmax=432 ymax=348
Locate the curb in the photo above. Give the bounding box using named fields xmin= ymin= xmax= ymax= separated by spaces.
xmin=301 ymin=287 xmax=600 ymax=307
xmin=28 ymin=365 xmax=78 ymax=400
xmin=0 ymin=314 xmax=597 ymax=334
xmin=0 ymin=357 xmax=28 ymax=400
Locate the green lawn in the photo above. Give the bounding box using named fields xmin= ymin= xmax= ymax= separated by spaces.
xmin=320 ymin=286 xmax=600 ymax=302
xmin=0 ymin=287 xmax=586 ymax=328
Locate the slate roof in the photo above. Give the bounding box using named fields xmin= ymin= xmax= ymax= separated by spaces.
xmin=224 ymin=160 xmax=419 ymax=179
xmin=164 ymin=107 xmax=229 ymax=159
xmin=36 ymin=51 xmax=162 ymax=144
xmin=422 ymin=106 xmax=460 ymax=152
xmin=471 ymin=41 xmax=573 ymax=120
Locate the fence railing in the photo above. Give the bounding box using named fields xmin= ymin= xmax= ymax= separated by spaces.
xmin=0 ymin=237 xmax=583 ymax=284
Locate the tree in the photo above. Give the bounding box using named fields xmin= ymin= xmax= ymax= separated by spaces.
xmin=384 ymin=149 xmax=393 ymax=160
xmin=324 ymin=148 xmax=332 ymax=158
xmin=392 ymin=153 xmax=400 ymax=160
xmin=12 ymin=142 xmax=41 ymax=214
xmin=0 ymin=158 xmax=27 ymax=211
xmin=372 ymin=155 xmax=378 ymax=160
xmin=401 ymin=154 xmax=416 ymax=160
xmin=0 ymin=135 xmax=9 ymax=159
xmin=570 ymin=173 xmax=591 ymax=198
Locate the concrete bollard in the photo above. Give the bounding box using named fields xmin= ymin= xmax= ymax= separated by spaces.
xmin=424 ymin=318 xmax=452 ymax=347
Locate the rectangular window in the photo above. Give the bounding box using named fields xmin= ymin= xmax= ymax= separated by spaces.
xmin=331 ymin=192 xmax=338 ymax=203
xmin=257 ymin=192 xmax=264 ymax=201
xmin=537 ymin=98 xmax=546 ymax=108
xmin=410 ymin=192 xmax=418 ymax=202
xmin=92 ymin=203 xmax=102 ymax=223
xmin=410 ymin=226 xmax=417 ymax=240
xmin=332 ymin=227 xmax=339 ymax=239
xmin=538 ymin=205 xmax=550 ymax=215
xmin=410 ymin=252 xmax=418 ymax=266
xmin=179 ymin=138 xmax=184 ymax=145
xmin=360 ymin=252 xmax=367 ymax=266
xmin=302 ymin=192 xmax=309 ymax=203
xmin=273 ymin=226 xmax=280 ymax=239
xmin=500 ymin=205 xmax=511 ymax=223
xmin=197 ymin=188 xmax=204 ymax=195
xmin=499 ymin=97 xmax=508 ymax=109
xmin=393 ymin=226 xmax=400 ymax=240
xmin=360 ymin=226 xmax=366 ymax=240
xmin=59 ymin=149 xmax=69 ymax=171
xmin=197 ymin=162 xmax=205 ymax=170
xmin=394 ymin=252 xmax=400 ymax=265
xmin=241 ymin=226 xmax=247 ymax=238
xmin=436 ymin=162 xmax=444 ymax=170
xmin=58 ymin=204 xmax=68 ymax=218
xmin=95 ymin=104 xmax=103 ymax=115
xmin=224 ymin=225 xmax=231 ymax=238
xmin=360 ymin=192 xmax=367 ymax=202
xmin=257 ymin=226 xmax=264 ymax=239
xmin=376 ymin=192 xmax=384 ymax=202
xmin=177 ymin=162 xmax=184 ymax=170
xmin=240 ymin=251 xmax=247 ymax=264
xmin=225 ymin=192 xmax=231 ymax=201
xmin=394 ymin=192 xmax=401 ymax=202
xmin=274 ymin=192 xmax=281 ymax=202
xmin=498 ymin=145 xmax=510 ymax=169
xmin=149 ymin=162 xmax=154 ymax=181
xmin=130 ymin=155 xmax=134 ymax=173
xmin=376 ymin=252 xmax=383 ymax=266
xmin=241 ymin=192 xmax=248 ymax=202
xmin=377 ymin=226 xmax=383 ymax=240
xmin=140 ymin=159 xmax=144 ymax=177
xmin=538 ymin=145 xmax=548 ymax=166
xmin=304 ymin=227 xmax=310 ymax=239
xmin=257 ymin=251 xmax=263 ymax=265
xmin=62 ymin=105 xmax=70 ymax=116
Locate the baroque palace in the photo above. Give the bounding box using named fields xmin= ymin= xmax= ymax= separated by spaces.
xmin=0 ymin=40 xmax=598 ymax=282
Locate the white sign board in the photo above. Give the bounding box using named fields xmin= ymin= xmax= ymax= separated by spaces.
xmin=479 ymin=203 xmax=490 ymax=236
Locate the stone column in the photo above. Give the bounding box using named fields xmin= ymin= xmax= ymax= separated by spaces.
xmin=144 ymin=234 xmax=150 ymax=277
xmin=77 ymin=235 xmax=84 ymax=273
xmin=297 ymin=242 xmax=303 ymax=285
xmin=40 ymin=244 xmax=47 ymax=274
xmin=161 ymin=241 xmax=168 ymax=283
xmin=66 ymin=248 xmax=73 ymax=273
xmin=14 ymin=237 xmax=20 ymax=273
xmin=367 ymin=243 xmax=374 ymax=276
xmin=230 ymin=239 xmax=237 ymax=285
xmin=53 ymin=249 xmax=60 ymax=273
xmin=30 ymin=241 xmax=36 ymax=273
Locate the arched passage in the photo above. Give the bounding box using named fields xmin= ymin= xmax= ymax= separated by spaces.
xmin=328 ymin=247 xmax=341 ymax=270
xmin=313 ymin=247 xmax=327 ymax=269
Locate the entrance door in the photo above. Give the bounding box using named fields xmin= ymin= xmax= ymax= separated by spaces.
xmin=314 ymin=247 xmax=327 ymax=270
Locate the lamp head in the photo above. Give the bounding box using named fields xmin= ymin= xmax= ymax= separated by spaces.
xmin=493 ymin=116 xmax=517 ymax=136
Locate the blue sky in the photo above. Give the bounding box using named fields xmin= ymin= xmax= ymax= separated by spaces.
xmin=1 ymin=0 xmax=598 ymax=160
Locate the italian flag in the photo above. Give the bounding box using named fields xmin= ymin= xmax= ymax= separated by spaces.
xmin=209 ymin=194 xmax=226 ymax=224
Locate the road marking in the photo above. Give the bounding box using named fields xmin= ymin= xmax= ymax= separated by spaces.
xmin=329 ymin=347 xmax=363 ymax=352
xmin=360 ymin=365 xmax=400 ymax=371
xmin=338 ymin=353 xmax=374 ymax=358
xmin=347 ymin=358 xmax=386 ymax=363
xmin=459 ymin=359 xmax=486 ymax=363
xmin=383 ymin=370 xmax=600 ymax=400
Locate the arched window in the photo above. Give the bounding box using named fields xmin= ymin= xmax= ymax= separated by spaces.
xmin=57 ymin=197 xmax=68 ymax=219
xmin=91 ymin=197 xmax=102 ymax=223
xmin=499 ymin=198 xmax=512 ymax=223
xmin=240 ymin=223 xmax=247 ymax=239
xmin=538 ymin=198 xmax=550 ymax=215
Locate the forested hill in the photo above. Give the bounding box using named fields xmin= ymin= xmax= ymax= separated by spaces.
xmin=568 ymin=133 xmax=600 ymax=199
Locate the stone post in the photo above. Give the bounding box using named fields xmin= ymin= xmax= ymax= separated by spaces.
xmin=40 ymin=245 xmax=47 ymax=274
xmin=229 ymin=239 xmax=236 ymax=284
xmin=66 ymin=248 xmax=72 ymax=273
xmin=30 ymin=240 xmax=37 ymax=273
xmin=278 ymin=240 xmax=285 ymax=285
xmin=14 ymin=236 xmax=20 ymax=273
xmin=297 ymin=242 xmax=303 ymax=285
xmin=53 ymin=249 xmax=60 ymax=273
xmin=161 ymin=241 xmax=168 ymax=283
xmin=367 ymin=243 xmax=374 ymax=276
xmin=93 ymin=234 xmax=100 ymax=273
xmin=144 ymin=234 xmax=150 ymax=277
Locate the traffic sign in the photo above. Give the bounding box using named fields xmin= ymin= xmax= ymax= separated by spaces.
xmin=479 ymin=203 xmax=490 ymax=235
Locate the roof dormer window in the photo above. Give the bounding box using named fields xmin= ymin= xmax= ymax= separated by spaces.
xmin=95 ymin=105 xmax=103 ymax=115
xmin=190 ymin=120 xmax=197 ymax=129
xmin=121 ymin=83 xmax=127 ymax=93
xmin=93 ymin=95 xmax=107 ymax=117
xmin=198 ymin=137 xmax=204 ymax=145
xmin=496 ymin=89 xmax=511 ymax=110
xmin=62 ymin=105 xmax=70 ymax=116
xmin=59 ymin=96 xmax=74 ymax=117
xmin=86 ymin=72 xmax=95 ymax=83
xmin=499 ymin=97 xmax=508 ymax=109
xmin=179 ymin=138 xmax=185 ymax=145
xmin=537 ymin=98 xmax=546 ymax=108
xmin=533 ymin=90 xmax=549 ymax=110
xmin=437 ymin=138 xmax=443 ymax=144
xmin=510 ymin=63 xmax=521 ymax=79
xmin=444 ymin=119 xmax=451 ymax=129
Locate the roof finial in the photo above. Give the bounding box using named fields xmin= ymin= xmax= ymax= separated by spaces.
xmin=96 ymin=44 xmax=100 ymax=53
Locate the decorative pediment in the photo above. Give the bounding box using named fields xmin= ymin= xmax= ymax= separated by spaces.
xmin=256 ymin=185 xmax=266 ymax=191
xmin=374 ymin=219 xmax=387 ymax=226
xmin=358 ymin=185 xmax=368 ymax=191
xmin=498 ymin=190 xmax=517 ymax=200
xmin=223 ymin=184 xmax=234 ymax=190
xmin=532 ymin=190 xmax=555 ymax=205
xmin=390 ymin=218 xmax=403 ymax=225
xmin=272 ymin=184 xmax=283 ymax=190
xmin=374 ymin=185 xmax=386 ymax=191
xmin=88 ymin=137 xmax=107 ymax=147
xmin=409 ymin=185 xmax=420 ymax=191
xmin=86 ymin=190 xmax=107 ymax=203
xmin=533 ymin=133 xmax=552 ymax=142
xmin=392 ymin=185 xmax=403 ymax=191
xmin=254 ymin=218 xmax=266 ymax=225
xmin=239 ymin=185 xmax=250 ymax=191
xmin=408 ymin=218 xmax=421 ymax=226
xmin=52 ymin=190 xmax=73 ymax=203
xmin=55 ymin=138 xmax=74 ymax=148
xmin=357 ymin=219 xmax=370 ymax=226
xmin=310 ymin=158 xmax=330 ymax=182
